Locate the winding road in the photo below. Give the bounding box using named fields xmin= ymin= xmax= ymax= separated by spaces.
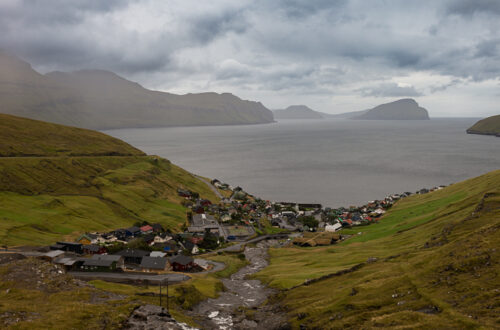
xmin=195 ymin=175 xmax=223 ymax=199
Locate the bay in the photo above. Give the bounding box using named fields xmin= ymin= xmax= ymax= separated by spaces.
xmin=104 ymin=118 xmax=500 ymax=207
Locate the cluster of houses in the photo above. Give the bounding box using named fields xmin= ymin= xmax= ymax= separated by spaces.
xmin=38 ymin=181 xmax=448 ymax=274
xmin=269 ymin=185 xmax=448 ymax=245
xmin=179 ymin=185 xmax=261 ymax=240
xmin=39 ymin=220 xmax=217 ymax=274
xmin=40 ymin=241 xmax=200 ymax=274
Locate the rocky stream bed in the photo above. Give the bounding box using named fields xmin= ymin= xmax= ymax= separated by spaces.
xmin=191 ymin=240 xmax=288 ymax=329
xmin=125 ymin=240 xmax=288 ymax=329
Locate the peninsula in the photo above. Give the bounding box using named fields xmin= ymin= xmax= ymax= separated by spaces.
xmin=466 ymin=115 xmax=500 ymax=137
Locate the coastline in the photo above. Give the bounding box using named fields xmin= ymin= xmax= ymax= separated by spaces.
xmin=466 ymin=129 xmax=500 ymax=137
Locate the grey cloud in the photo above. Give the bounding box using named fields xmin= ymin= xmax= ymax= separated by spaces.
xmin=475 ymin=39 xmax=500 ymax=58
xmin=358 ymin=83 xmax=423 ymax=98
xmin=272 ymin=0 xmax=347 ymax=19
xmin=446 ymin=0 xmax=500 ymax=16
xmin=429 ymin=79 xmax=462 ymax=93
xmin=0 ymin=0 xmax=498 ymax=116
xmin=188 ymin=9 xmax=248 ymax=44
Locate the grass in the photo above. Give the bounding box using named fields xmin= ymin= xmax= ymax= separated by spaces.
xmin=255 ymin=169 xmax=500 ymax=328
xmin=0 ymin=113 xmax=144 ymax=157
xmin=467 ymin=114 xmax=500 ymax=135
xmin=0 ymin=156 xmax=218 ymax=246
xmin=259 ymin=217 xmax=288 ymax=235
xmin=0 ymin=258 xmax=137 ymax=329
xmin=0 ymin=114 xmax=220 ymax=246
xmin=207 ymin=253 xmax=249 ymax=278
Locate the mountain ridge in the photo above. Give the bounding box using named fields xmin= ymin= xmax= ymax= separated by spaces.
xmin=0 ymin=52 xmax=274 ymax=130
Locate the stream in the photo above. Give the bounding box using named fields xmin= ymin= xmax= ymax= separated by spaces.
xmin=191 ymin=240 xmax=288 ymax=329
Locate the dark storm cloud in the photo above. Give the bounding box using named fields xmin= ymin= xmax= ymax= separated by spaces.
xmin=188 ymin=9 xmax=248 ymax=44
xmin=0 ymin=0 xmax=498 ymax=115
xmin=4 ymin=0 xmax=134 ymax=26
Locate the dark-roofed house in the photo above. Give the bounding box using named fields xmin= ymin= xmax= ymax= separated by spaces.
xmin=182 ymin=241 xmax=199 ymax=255
xmin=82 ymin=244 xmax=107 ymax=255
xmin=82 ymin=255 xmax=124 ymax=272
xmin=142 ymin=233 xmax=156 ymax=245
xmin=56 ymin=242 xmax=83 ymax=254
xmin=50 ymin=243 xmax=65 ymax=251
xmin=39 ymin=250 xmax=65 ymax=261
xmin=53 ymin=257 xmax=85 ymax=271
xmin=188 ymin=214 xmax=220 ymax=234
xmin=115 ymin=249 xmax=150 ymax=264
xmin=152 ymin=223 xmax=163 ymax=233
xmin=154 ymin=240 xmax=179 ymax=255
xmin=114 ymin=229 xmax=127 ymax=240
xmin=140 ymin=256 xmax=170 ymax=273
xmin=169 ymin=255 xmax=194 ymax=272
xmin=125 ymin=226 xmax=141 ymax=237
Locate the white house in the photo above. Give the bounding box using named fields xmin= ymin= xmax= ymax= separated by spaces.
xmin=325 ymin=223 xmax=342 ymax=232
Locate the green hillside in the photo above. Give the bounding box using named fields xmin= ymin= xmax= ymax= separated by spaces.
xmin=467 ymin=115 xmax=500 ymax=137
xmin=256 ymin=170 xmax=500 ymax=328
xmin=0 ymin=113 xmax=144 ymax=157
xmin=0 ymin=115 xmax=218 ymax=246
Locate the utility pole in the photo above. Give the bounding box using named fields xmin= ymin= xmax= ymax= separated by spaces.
xmin=159 ymin=278 xmax=171 ymax=317
xmin=166 ymin=278 xmax=170 ymax=316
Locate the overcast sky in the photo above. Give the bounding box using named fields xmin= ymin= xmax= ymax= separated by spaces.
xmin=1 ymin=0 xmax=499 ymax=117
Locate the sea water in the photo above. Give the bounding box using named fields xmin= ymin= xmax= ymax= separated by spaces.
xmin=104 ymin=118 xmax=500 ymax=207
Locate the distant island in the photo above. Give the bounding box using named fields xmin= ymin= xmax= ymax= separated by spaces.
xmin=466 ymin=115 xmax=500 ymax=137
xmin=273 ymin=105 xmax=327 ymax=119
xmin=0 ymin=51 xmax=274 ymax=130
xmin=352 ymin=98 xmax=430 ymax=120
xmin=274 ymin=99 xmax=430 ymax=121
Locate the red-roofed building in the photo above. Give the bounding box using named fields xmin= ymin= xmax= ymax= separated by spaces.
xmin=140 ymin=225 xmax=153 ymax=234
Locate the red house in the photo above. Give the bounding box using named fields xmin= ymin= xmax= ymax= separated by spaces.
xmin=140 ymin=225 xmax=153 ymax=234
xmin=169 ymin=255 xmax=194 ymax=272
xmin=82 ymin=244 xmax=107 ymax=255
xmin=200 ymin=199 xmax=212 ymax=206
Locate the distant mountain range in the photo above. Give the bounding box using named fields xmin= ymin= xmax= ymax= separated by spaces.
xmin=0 ymin=51 xmax=274 ymax=130
xmin=467 ymin=115 xmax=500 ymax=137
xmin=275 ymin=99 xmax=430 ymax=121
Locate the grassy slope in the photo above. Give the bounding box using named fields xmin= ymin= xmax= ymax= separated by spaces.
xmin=0 ymin=113 xmax=144 ymax=157
xmin=467 ymin=114 xmax=500 ymax=135
xmin=0 ymin=115 xmax=218 ymax=246
xmin=256 ymin=170 xmax=500 ymax=328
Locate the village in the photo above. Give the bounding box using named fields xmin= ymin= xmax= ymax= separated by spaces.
xmin=34 ymin=179 xmax=447 ymax=277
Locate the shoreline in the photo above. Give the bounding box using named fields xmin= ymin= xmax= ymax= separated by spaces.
xmin=466 ymin=129 xmax=500 ymax=137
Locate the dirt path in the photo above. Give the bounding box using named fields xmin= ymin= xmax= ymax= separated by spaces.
xmin=191 ymin=240 xmax=288 ymax=329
